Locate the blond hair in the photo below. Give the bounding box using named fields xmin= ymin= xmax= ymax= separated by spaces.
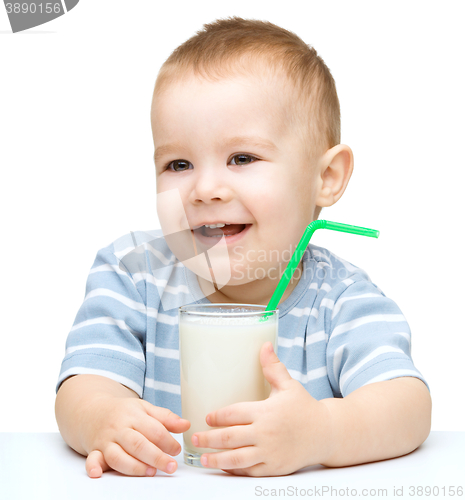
xmin=154 ymin=17 xmax=341 ymax=155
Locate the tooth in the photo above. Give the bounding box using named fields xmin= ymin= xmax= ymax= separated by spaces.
xmin=203 ymin=223 xmax=232 ymax=228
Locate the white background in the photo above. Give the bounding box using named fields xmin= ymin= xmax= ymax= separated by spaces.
xmin=1 ymin=1 xmax=464 ymax=432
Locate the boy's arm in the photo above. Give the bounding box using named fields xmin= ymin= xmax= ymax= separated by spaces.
xmin=55 ymin=374 xmax=190 ymax=477
xmin=320 ymin=376 xmax=432 ymax=467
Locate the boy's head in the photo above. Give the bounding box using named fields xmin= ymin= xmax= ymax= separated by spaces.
xmin=154 ymin=17 xmax=340 ymax=159
xmin=151 ymin=18 xmax=353 ymax=301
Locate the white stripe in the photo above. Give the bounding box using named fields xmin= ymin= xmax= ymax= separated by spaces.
xmin=145 ymin=274 xmax=190 ymax=296
xmin=340 ymin=346 xmax=405 ymax=391
xmin=338 ymin=258 xmax=358 ymax=273
xmin=146 ymin=343 xmax=179 ymax=360
xmin=147 ymin=247 xmax=176 ymax=266
xmin=146 ymin=275 xmax=189 ymax=293
xmin=289 ymin=301 xmax=333 ymax=319
xmin=288 ymin=366 xmax=327 ymax=383
xmin=331 ymin=293 xmax=381 ymax=319
xmin=131 ymin=271 xmax=149 ymax=283
xmin=361 ymin=370 xmax=423 ymax=388
xmin=115 ymin=244 xmax=176 ymax=267
xmin=165 ymin=284 xmax=191 ymax=295
xmin=289 ymin=307 xmax=311 ymax=318
xmin=84 ymin=288 xmax=145 ymax=312
xmin=332 ymin=344 xmax=346 ymax=385
xmin=306 ymin=330 xmax=326 ymax=345
xmin=89 ymin=263 xmax=148 ymax=285
xmin=342 ymin=278 xmax=354 ymax=286
xmin=278 ymin=330 xmax=326 ymax=349
xmin=393 ymin=331 xmax=411 ymax=342
xmin=70 ymin=316 xmax=137 ymax=335
xmin=393 ymin=331 xmax=412 ymax=350
xmin=157 ymin=313 xmax=178 ymax=325
xmin=59 ymin=368 xmax=143 ymax=396
xmin=146 ymin=275 xmax=167 ymax=288
xmin=83 ymin=288 xmax=157 ymax=318
xmin=89 ymin=263 xmax=121 ymax=275
xmin=308 ymin=282 xmax=332 ymax=293
xmin=65 ymin=343 xmax=145 ymax=362
xmin=320 ymin=298 xmax=335 ymax=310
xmin=145 ymin=379 xmax=181 ymax=395
xmin=332 ymin=314 xmax=406 ymax=338
xmin=278 ymin=336 xmax=304 ymax=348
xmin=114 ymin=244 xmax=143 ymax=260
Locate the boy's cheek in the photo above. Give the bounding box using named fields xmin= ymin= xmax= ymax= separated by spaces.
xmin=157 ymin=188 xmax=191 ymax=234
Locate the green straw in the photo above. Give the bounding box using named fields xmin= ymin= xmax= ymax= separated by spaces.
xmin=265 ymin=220 xmax=379 ymax=312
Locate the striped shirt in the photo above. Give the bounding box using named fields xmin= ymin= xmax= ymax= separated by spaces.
xmin=56 ymin=229 xmax=428 ymax=416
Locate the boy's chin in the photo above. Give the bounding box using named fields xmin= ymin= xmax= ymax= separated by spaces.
xmin=209 ymin=267 xmax=278 ymax=289
xmin=192 ymin=261 xmax=283 ymax=300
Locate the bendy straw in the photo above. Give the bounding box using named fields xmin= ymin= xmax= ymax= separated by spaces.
xmin=265 ymin=220 xmax=379 ymax=312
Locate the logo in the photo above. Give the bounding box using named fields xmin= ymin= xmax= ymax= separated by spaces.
xmin=3 ymin=0 xmax=79 ymax=33
xmin=119 ymin=189 xmax=231 ymax=312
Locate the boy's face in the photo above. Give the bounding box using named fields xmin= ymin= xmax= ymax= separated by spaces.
xmin=152 ymin=73 xmax=324 ymax=291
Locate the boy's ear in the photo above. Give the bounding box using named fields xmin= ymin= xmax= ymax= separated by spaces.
xmin=315 ymin=144 xmax=354 ymax=208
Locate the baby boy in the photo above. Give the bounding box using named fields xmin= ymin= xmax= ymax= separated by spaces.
xmin=55 ymin=17 xmax=431 ymax=478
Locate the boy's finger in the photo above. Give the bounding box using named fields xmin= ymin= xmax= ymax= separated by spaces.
xmin=103 ymin=442 xmax=158 ymax=477
xmin=201 ymin=446 xmax=259 ymax=471
xmin=206 ymin=401 xmax=256 ymax=427
xmin=86 ymin=450 xmax=110 ymax=478
xmin=116 ymin=427 xmax=178 ymax=474
xmin=260 ymin=342 xmax=292 ymax=391
xmin=163 ymin=417 xmax=191 ymax=433
xmin=141 ymin=401 xmax=190 ymax=432
xmin=193 ymin=423 xmax=254 ymax=450
xmin=135 ymin=415 xmax=182 ymax=456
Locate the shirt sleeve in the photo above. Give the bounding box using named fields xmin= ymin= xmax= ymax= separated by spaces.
xmin=56 ymin=244 xmax=148 ymax=397
xmin=325 ymin=278 xmax=428 ymax=397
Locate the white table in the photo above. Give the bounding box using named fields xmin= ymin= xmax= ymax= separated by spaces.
xmin=0 ymin=432 xmax=463 ymax=500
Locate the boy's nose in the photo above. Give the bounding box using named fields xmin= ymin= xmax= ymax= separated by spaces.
xmin=188 ymin=169 xmax=233 ymax=204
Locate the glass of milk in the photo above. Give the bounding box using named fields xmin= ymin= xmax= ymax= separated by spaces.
xmin=179 ymin=303 xmax=278 ymax=467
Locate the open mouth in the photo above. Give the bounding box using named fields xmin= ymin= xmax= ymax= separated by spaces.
xmin=192 ymin=223 xmax=251 ymax=240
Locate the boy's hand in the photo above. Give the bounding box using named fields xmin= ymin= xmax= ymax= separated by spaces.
xmin=192 ymin=342 xmax=333 ymax=476
xmin=83 ymin=397 xmax=190 ymax=478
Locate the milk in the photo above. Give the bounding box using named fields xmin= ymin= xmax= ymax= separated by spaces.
xmin=179 ymin=308 xmax=278 ymax=463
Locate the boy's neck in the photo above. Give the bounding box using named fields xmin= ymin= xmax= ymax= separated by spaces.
xmin=197 ymin=261 xmax=303 ymax=306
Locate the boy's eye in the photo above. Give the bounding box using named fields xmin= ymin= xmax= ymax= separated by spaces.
xmin=229 ymin=154 xmax=257 ymax=166
xmin=167 ymin=160 xmax=193 ymax=172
